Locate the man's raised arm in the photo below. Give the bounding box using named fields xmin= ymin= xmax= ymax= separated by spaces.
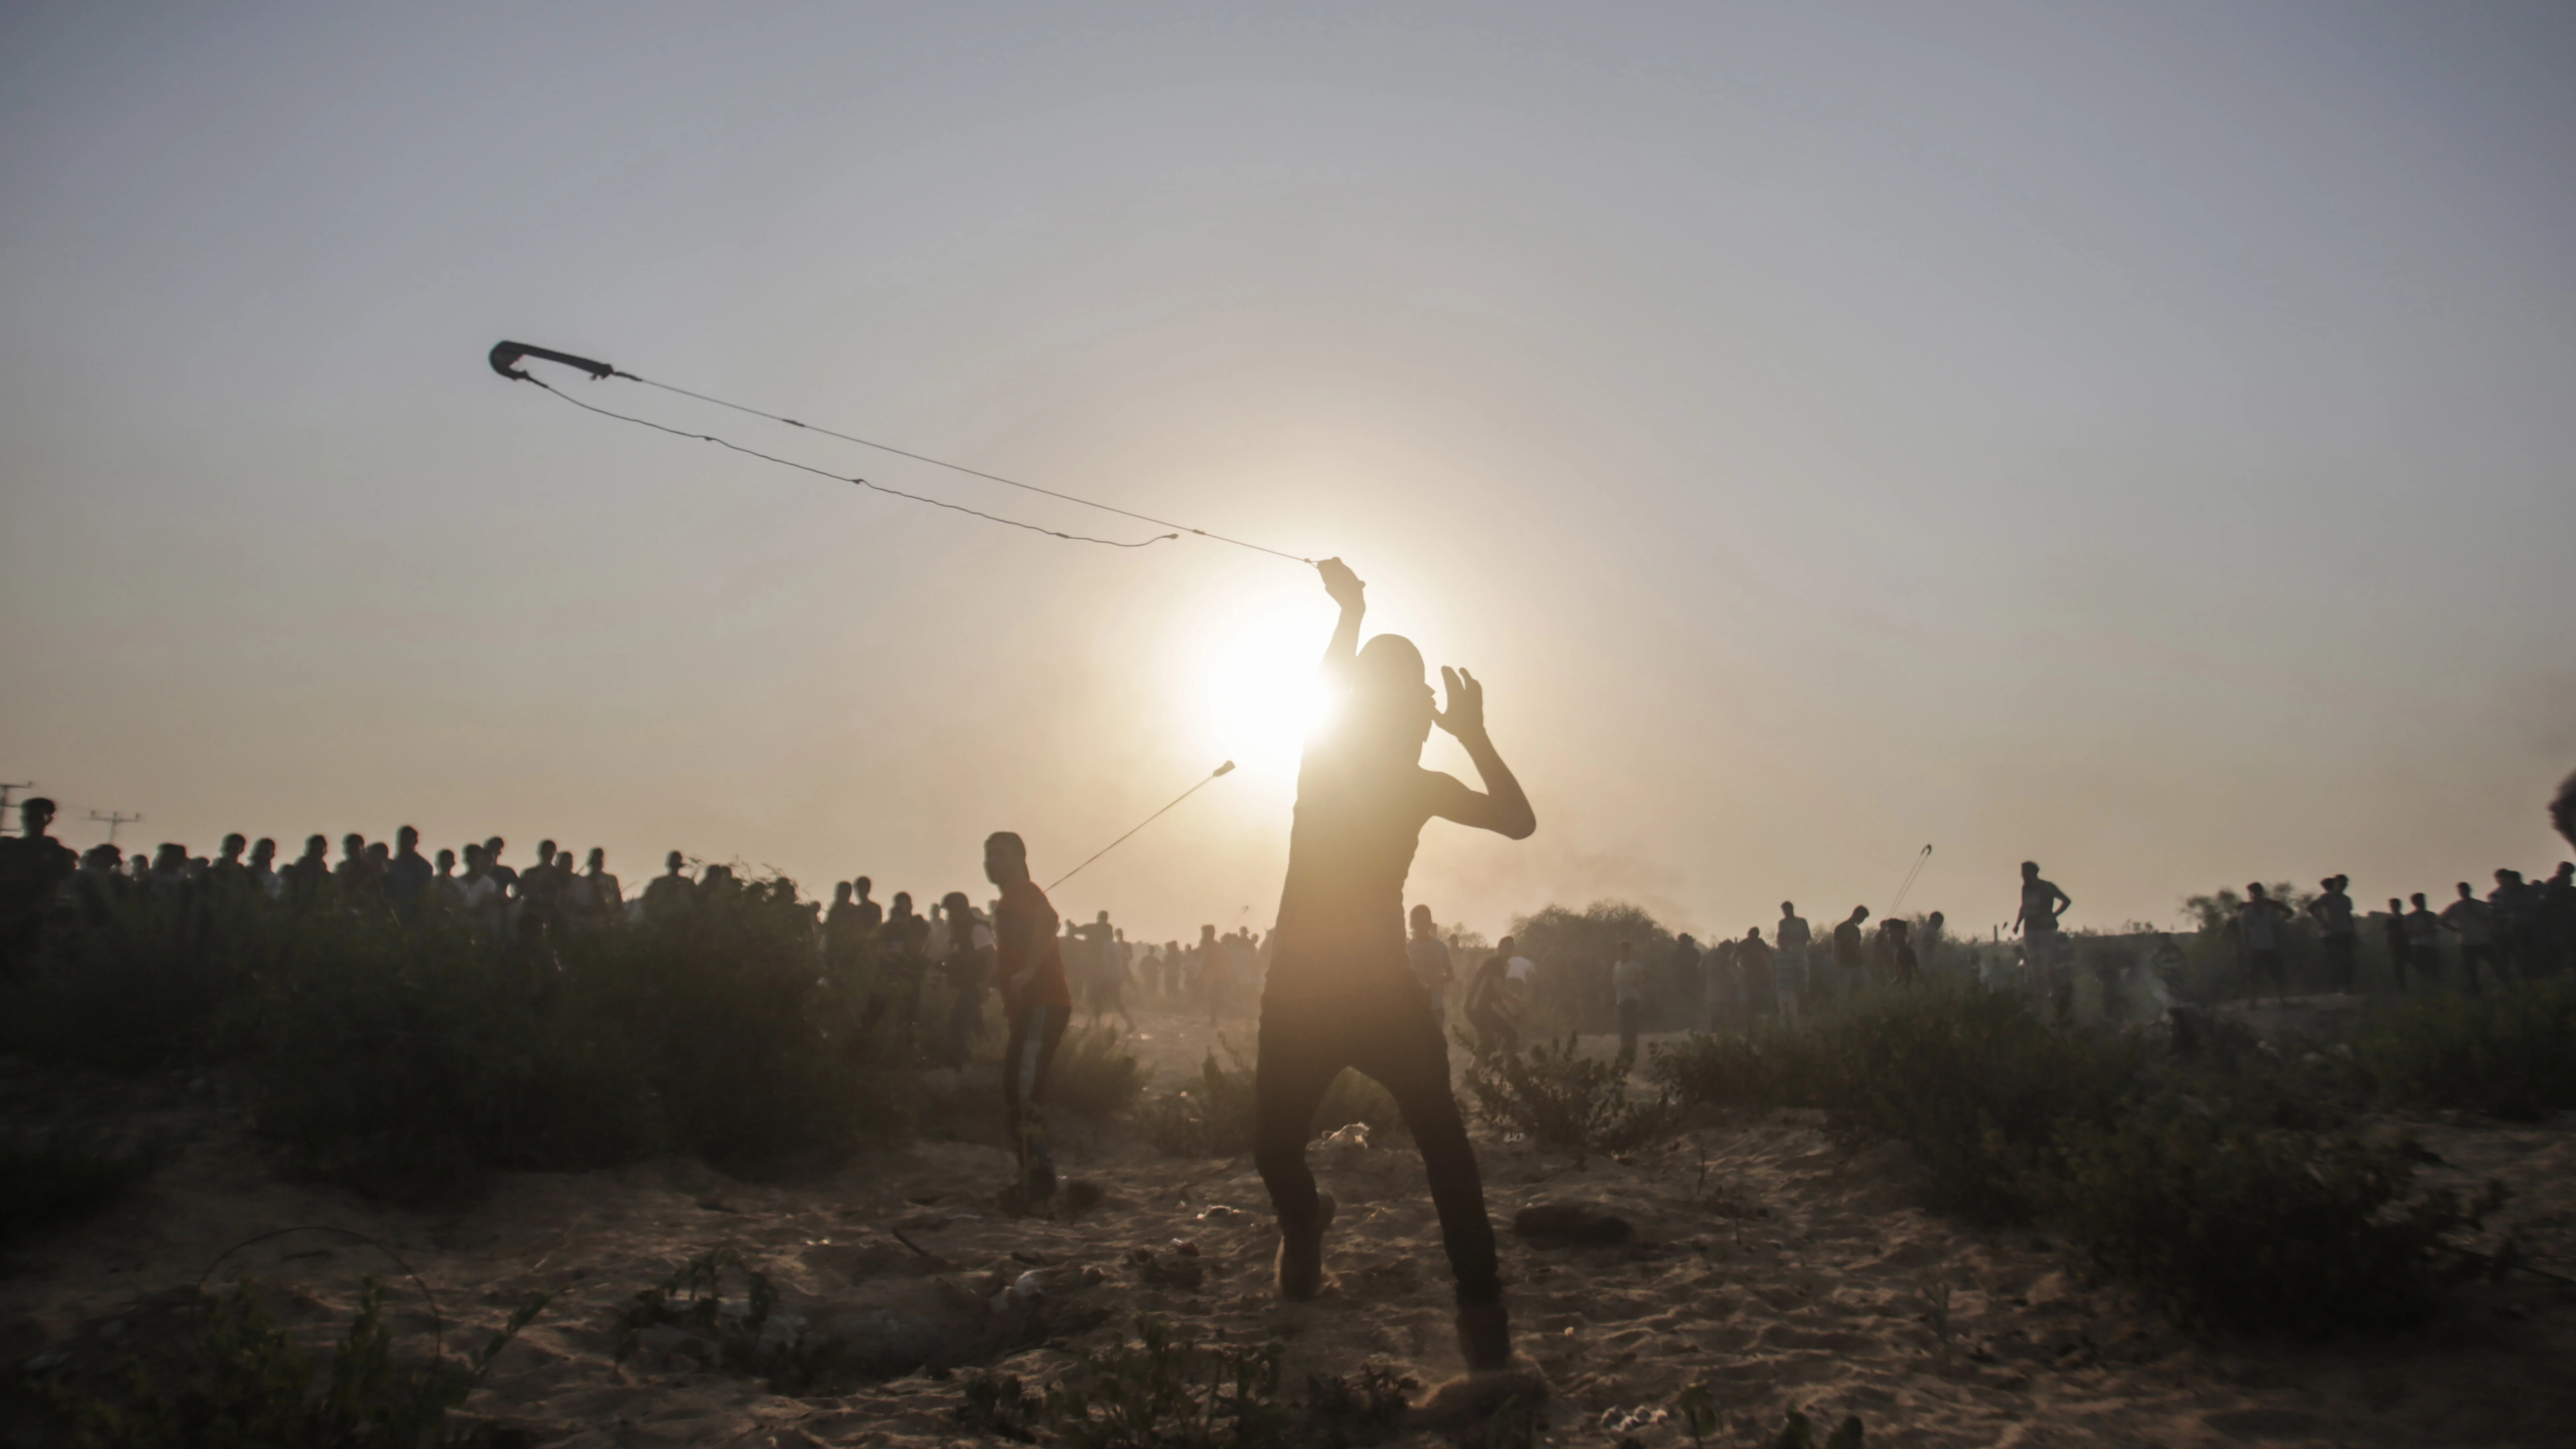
xmin=1316 ymin=557 xmax=1365 ymax=688
xmin=1430 ymin=666 xmax=1537 ymax=840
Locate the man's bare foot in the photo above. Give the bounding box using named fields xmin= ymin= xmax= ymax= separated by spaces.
xmin=1274 ymin=1193 xmax=1336 ymax=1301
xmin=1455 ymin=1301 xmax=1510 ymax=1371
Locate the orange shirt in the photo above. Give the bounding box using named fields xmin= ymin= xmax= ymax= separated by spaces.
xmin=994 ymin=878 xmax=1072 ymax=1013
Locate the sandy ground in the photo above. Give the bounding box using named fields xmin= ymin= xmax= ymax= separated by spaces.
xmin=7 ymin=1005 xmax=2575 ymax=1448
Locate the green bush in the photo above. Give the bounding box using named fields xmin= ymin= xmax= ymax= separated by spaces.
xmin=4 ymin=876 xmax=912 ymax=1203
xmin=2038 ymin=1092 xmax=2500 ymax=1334
xmin=1649 ymin=982 xmax=2139 ymax=1221
xmin=0 ymin=1125 xmax=170 ymax=1251
xmin=1461 ymin=1034 xmax=1677 ymax=1163
xmin=2356 ymin=977 xmax=2576 ymax=1121
xmin=54 ymin=1277 xmax=545 ymax=1449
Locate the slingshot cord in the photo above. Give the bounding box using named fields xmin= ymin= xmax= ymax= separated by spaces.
xmin=527 ymin=378 xmax=1180 ymax=549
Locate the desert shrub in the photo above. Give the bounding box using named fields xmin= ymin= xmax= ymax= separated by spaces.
xmin=1048 ymin=1027 xmax=1151 ymax=1120
xmin=2038 ymin=1091 xmax=2501 ymax=1334
xmin=612 ymin=1249 xmax=885 ymax=1394
xmin=1028 ymin=1316 xmax=1410 ymax=1449
xmin=1461 ymin=1034 xmax=1677 ymax=1162
xmin=1 ymin=888 xmax=288 ymax=1073
xmin=0 ymin=1124 xmax=170 ymax=1251
xmin=1044 ymin=1315 xmax=1287 ymax=1449
xmin=1141 ymin=1043 xmax=1259 ymax=1158
xmin=1650 ymin=982 xmax=2139 ymax=1221
xmin=2355 ymin=977 xmax=2576 ymax=1121
xmin=9 ymin=875 xmax=912 ymax=1203
xmin=55 ymin=1277 xmax=545 ymax=1449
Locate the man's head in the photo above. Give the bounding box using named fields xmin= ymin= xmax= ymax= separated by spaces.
xmin=1347 ymin=634 xmax=1437 ymax=756
xmin=484 ymin=836 xmax=505 ymax=862
xmin=220 ymin=833 xmax=246 ymax=859
xmin=397 ymin=825 xmax=418 ymax=851
xmin=83 ymin=843 xmax=118 ymax=873
xmin=538 ymin=840 xmax=557 ymax=866
xmin=1747 ymin=926 xmax=1763 ymax=941
xmin=19 ymin=798 xmax=55 ymax=836
xmin=251 ymin=837 xmax=275 ymax=864
xmin=1618 ymin=939 xmax=1634 ymax=959
xmin=2021 ymin=861 xmax=2040 ymax=880
xmin=464 ymin=843 xmax=485 ymax=872
xmin=437 ymin=848 xmax=455 ymax=872
xmin=2388 ymin=897 xmax=2403 ymax=912
xmin=2248 ymin=883 xmax=2269 ymax=900
xmin=982 ymin=834 xmax=1027 ymax=888
xmin=891 ymin=891 xmax=912 ymax=916
xmin=1779 ymin=900 xmax=1795 ymax=916
xmin=367 ymin=842 xmax=388 ymax=864
xmin=302 ymin=834 xmax=327 ymax=858
xmin=2412 ymin=892 xmax=2429 ymax=908
xmin=1928 ymin=910 xmax=1944 ymax=928
xmin=1096 ymin=910 xmax=1110 ymax=925
xmin=1497 ymin=934 xmax=1516 ymax=954
xmin=341 ymin=833 xmax=363 ymax=859
xmin=832 ymin=880 xmax=852 ymax=903
xmin=665 ymin=850 xmax=684 ymax=873
xmin=1888 ymin=919 xmax=1909 ymax=939
xmin=1200 ymin=924 xmax=1217 ymax=942
xmin=855 ymin=876 xmax=873 ymax=898
xmin=587 ymin=847 xmax=605 ymax=869
xmin=942 ymin=890 xmax=972 ymax=919
xmin=2456 ymin=882 xmax=2474 ymax=900
xmin=1410 ymin=904 xmax=1435 ymax=935
xmin=1848 ymin=905 xmax=1870 ymax=924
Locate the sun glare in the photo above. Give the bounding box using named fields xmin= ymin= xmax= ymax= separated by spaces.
xmin=1175 ymin=599 xmax=1342 ymax=772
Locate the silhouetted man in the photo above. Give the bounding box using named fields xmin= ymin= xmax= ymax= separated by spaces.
xmin=482 ymin=837 xmax=517 ymax=898
xmin=851 ymin=876 xmax=884 ymax=933
xmin=986 ymin=831 xmax=1071 ymax=1200
xmin=1252 ymin=557 xmax=1535 ymax=1400
xmin=1887 ymin=918 xmax=1918 ymax=985
xmin=642 ymin=851 xmax=695 ymax=921
xmin=572 ymin=847 xmax=621 ymax=926
xmin=2555 ymin=771 xmax=2576 ymax=852
xmin=1463 ymin=937 xmax=1519 ymax=1054
xmin=1773 ymin=903 xmax=1810 ymax=1023
xmin=2441 ymin=882 xmax=2496 ymax=994
xmin=386 ymin=825 xmax=433 ymax=918
xmin=0 ymin=798 xmax=76 ymax=973
xmin=2490 ymin=869 xmax=2544 ymax=981
xmin=282 ymin=835 xmax=331 ymax=908
xmin=248 ymin=837 xmax=280 ymax=899
xmin=2240 ymin=883 xmax=2292 ymax=1005
xmin=2403 ymin=892 xmax=2445 ymax=989
xmin=933 ymin=891 xmax=994 ymax=1069
xmin=2307 ymin=875 xmax=2356 ymax=994
xmin=1738 ymin=927 xmax=1775 ymax=1019
xmin=2015 ymin=862 xmax=2073 ymax=1016
xmin=1831 ymin=906 xmax=1870 ymax=996
xmin=1076 ymin=909 xmax=1121 ymax=1024
xmin=2380 ymin=897 xmax=2412 ymax=992
xmin=1920 ymin=911 xmax=1946 ymax=972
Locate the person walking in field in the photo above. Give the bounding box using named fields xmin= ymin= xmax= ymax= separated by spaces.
xmin=2403 ymin=893 xmax=2447 ymax=990
xmin=2380 ymin=897 xmax=2413 ymax=992
xmin=1463 ymin=939 xmax=1520 ymax=1054
xmin=986 ymin=831 xmax=1071 ymax=1202
xmin=2015 ymin=862 xmax=2074 ymax=1018
xmin=1251 ymin=557 xmax=1537 ymax=1410
xmin=1773 ymin=904 xmax=1810 ymax=1023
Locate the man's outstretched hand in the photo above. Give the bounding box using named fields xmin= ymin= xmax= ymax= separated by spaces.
xmin=1433 ymin=666 xmax=1487 ymax=742
xmin=1318 ymin=557 xmax=1365 ymax=612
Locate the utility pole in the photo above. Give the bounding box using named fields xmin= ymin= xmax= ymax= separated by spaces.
xmin=88 ymin=810 xmax=141 ymax=847
xmin=0 ymin=781 xmax=32 ymax=822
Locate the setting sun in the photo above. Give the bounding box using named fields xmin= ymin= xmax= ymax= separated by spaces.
xmin=1169 ymin=595 xmax=1343 ymax=773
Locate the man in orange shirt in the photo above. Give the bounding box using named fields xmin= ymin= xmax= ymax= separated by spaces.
xmin=985 ymin=830 xmax=1072 ymax=1201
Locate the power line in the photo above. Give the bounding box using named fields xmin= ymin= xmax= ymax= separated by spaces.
xmin=490 ymin=341 xmax=1314 ymax=564
xmin=88 ymin=809 xmax=141 ymax=847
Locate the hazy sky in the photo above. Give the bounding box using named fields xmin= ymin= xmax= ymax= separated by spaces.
xmin=4 ymin=3 xmax=2571 ymax=945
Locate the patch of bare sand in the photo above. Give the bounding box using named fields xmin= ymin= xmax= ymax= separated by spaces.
xmin=8 ymin=1011 xmax=2575 ymax=1447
